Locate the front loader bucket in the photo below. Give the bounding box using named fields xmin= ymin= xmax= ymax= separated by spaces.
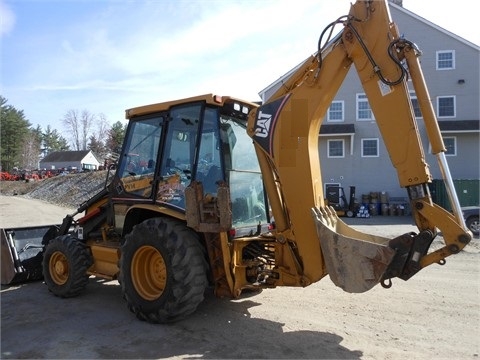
xmin=1 ymin=225 xmax=58 ymax=285
xmin=312 ymin=206 xmax=396 ymax=293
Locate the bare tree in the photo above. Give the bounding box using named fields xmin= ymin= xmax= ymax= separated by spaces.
xmin=62 ymin=109 xmax=95 ymax=150
xmin=96 ymin=113 xmax=110 ymax=143
xmin=62 ymin=109 xmax=80 ymax=150
xmin=80 ymin=110 xmax=93 ymax=150
xmin=21 ymin=130 xmax=41 ymax=170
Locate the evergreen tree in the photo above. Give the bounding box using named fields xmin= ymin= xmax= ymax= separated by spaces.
xmin=0 ymin=96 xmax=32 ymax=172
xmin=106 ymin=121 xmax=126 ymax=155
xmin=88 ymin=134 xmax=106 ymax=160
xmin=42 ymin=125 xmax=69 ymax=155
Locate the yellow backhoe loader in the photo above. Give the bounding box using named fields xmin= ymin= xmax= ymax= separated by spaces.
xmin=1 ymin=0 xmax=472 ymax=323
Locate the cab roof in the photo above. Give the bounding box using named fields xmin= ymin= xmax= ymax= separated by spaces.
xmin=125 ymin=94 xmax=258 ymax=119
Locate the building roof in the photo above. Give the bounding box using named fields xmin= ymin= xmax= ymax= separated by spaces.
xmin=40 ymin=150 xmax=93 ymax=163
xmin=389 ymin=3 xmax=480 ymax=50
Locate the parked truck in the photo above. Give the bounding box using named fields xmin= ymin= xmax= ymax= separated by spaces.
xmin=1 ymin=0 xmax=472 ymax=323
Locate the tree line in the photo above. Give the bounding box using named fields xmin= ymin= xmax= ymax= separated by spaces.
xmin=0 ymin=96 xmax=126 ymax=172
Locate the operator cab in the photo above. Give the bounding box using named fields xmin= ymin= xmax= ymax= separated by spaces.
xmin=115 ymin=95 xmax=269 ymax=237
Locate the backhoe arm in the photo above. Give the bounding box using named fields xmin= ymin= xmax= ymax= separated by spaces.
xmin=247 ymin=0 xmax=471 ymax=293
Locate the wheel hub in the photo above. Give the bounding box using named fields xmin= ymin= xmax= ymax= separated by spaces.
xmin=131 ymin=245 xmax=167 ymax=301
xmin=50 ymin=251 xmax=69 ymax=285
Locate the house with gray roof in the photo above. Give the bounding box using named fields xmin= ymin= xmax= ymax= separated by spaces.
xmin=39 ymin=150 xmax=100 ymax=172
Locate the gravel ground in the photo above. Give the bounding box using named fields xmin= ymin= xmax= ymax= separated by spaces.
xmin=1 ymin=174 xmax=478 ymax=359
xmin=1 ymin=196 xmax=478 ymax=359
xmin=0 ymin=171 xmax=110 ymax=209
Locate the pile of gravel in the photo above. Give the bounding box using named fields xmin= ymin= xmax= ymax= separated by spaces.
xmin=25 ymin=171 xmax=111 ymax=209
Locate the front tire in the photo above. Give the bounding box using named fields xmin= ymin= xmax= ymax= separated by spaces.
xmin=42 ymin=235 xmax=93 ymax=297
xmin=119 ymin=217 xmax=208 ymax=323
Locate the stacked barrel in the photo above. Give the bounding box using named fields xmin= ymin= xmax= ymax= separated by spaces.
xmin=359 ymin=191 xmax=407 ymax=216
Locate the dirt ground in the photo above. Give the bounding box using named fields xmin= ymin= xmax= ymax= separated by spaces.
xmin=1 ymin=196 xmax=479 ymax=359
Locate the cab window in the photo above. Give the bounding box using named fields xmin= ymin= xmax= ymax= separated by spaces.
xmin=118 ymin=116 xmax=163 ymax=198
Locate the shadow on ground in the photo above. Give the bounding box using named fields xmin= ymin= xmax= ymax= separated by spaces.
xmin=1 ymin=279 xmax=362 ymax=359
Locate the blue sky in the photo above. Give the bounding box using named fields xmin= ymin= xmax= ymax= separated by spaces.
xmin=1 ymin=0 xmax=478 ymax=131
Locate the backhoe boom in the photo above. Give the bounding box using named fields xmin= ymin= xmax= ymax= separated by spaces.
xmin=247 ymin=0 xmax=471 ymax=292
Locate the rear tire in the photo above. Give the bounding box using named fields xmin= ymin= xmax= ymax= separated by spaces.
xmin=466 ymin=216 xmax=479 ymax=236
xmin=119 ymin=217 xmax=208 ymax=323
xmin=42 ymin=235 xmax=93 ymax=297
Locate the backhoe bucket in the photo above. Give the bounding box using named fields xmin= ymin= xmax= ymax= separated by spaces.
xmin=1 ymin=225 xmax=58 ymax=285
xmin=312 ymin=206 xmax=396 ymax=293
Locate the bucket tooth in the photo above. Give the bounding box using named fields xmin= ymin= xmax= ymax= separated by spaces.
xmin=311 ymin=206 xmax=396 ymax=293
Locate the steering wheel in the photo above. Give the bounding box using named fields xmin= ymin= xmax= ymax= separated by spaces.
xmin=168 ymin=166 xmax=191 ymax=182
